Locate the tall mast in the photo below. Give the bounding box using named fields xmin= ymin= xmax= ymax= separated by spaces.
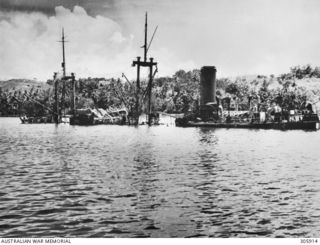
xmin=61 ymin=28 xmax=66 ymax=77
xmin=144 ymin=12 xmax=148 ymax=62
xmin=54 ymin=28 xmax=76 ymax=123
xmin=132 ymin=12 xmax=157 ymax=126
xmin=60 ymin=28 xmax=66 ymax=117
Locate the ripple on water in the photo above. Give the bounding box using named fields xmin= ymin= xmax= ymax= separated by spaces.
xmin=1 ymin=118 xmax=320 ymax=237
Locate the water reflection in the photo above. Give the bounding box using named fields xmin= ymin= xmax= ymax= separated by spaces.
xmin=1 ymin=118 xmax=320 ymax=237
xmin=130 ymin=142 xmax=160 ymax=236
xmin=198 ymin=128 xmax=219 ymax=145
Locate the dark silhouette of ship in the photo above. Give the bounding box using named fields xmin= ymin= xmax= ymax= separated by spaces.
xmin=175 ymin=66 xmax=320 ymax=130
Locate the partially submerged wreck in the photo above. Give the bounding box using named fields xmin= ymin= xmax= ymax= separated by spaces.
xmin=70 ymin=107 xmax=128 ymax=126
xmin=175 ymin=66 xmax=320 ymax=130
xmin=17 ymin=21 xmax=319 ymax=130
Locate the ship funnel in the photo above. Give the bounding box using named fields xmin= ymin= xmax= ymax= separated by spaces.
xmin=200 ymin=66 xmax=216 ymax=105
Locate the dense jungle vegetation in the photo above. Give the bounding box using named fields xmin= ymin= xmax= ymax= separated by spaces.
xmin=1 ymin=65 xmax=320 ymax=117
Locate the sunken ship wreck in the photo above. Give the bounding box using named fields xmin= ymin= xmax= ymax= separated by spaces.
xmin=175 ymin=66 xmax=320 ymax=130
xmin=19 ymin=13 xmax=159 ymax=126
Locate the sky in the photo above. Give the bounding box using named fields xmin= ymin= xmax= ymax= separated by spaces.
xmin=1 ymin=0 xmax=320 ymax=80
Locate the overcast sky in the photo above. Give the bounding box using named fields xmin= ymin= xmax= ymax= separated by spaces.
xmin=1 ymin=0 xmax=320 ymax=80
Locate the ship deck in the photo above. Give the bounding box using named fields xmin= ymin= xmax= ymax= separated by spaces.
xmin=176 ymin=121 xmax=320 ymax=130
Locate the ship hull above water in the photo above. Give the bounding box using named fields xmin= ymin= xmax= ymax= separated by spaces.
xmin=175 ymin=120 xmax=320 ymax=131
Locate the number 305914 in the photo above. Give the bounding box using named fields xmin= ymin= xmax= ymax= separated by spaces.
xmin=301 ymin=239 xmax=318 ymax=243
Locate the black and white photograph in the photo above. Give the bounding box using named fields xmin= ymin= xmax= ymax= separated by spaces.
xmin=0 ymin=0 xmax=320 ymax=242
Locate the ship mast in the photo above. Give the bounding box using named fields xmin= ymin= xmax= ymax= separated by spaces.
xmin=53 ymin=28 xmax=76 ymax=124
xmin=132 ymin=12 xmax=158 ymax=126
xmin=144 ymin=12 xmax=148 ymax=62
xmin=61 ymin=28 xmax=66 ymax=77
xmin=60 ymin=28 xmax=67 ymax=116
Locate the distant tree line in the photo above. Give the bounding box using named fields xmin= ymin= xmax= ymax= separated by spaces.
xmin=1 ymin=65 xmax=320 ymax=117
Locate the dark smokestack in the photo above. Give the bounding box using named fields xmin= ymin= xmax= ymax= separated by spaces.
xmin=200 ymin=66 xmax=216 ymax=105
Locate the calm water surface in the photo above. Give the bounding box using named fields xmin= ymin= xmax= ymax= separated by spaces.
xmin=0 ymin=117 xmax=320 ymax=237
